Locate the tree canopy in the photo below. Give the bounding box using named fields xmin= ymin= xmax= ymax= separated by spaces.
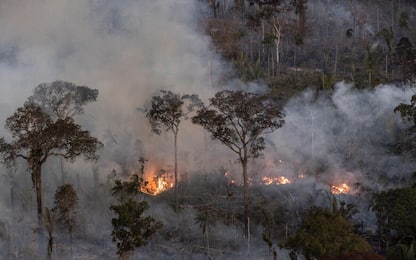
xmin=0 ymin=103 xmax=102 ymax=226
xmin=283 ymin=206 xmax=372 ymax=259
xmin=145 ymin=90 xmax=202 ymax=211
xmin=192 ymin=89 xmax=284 ymax=235
xmin=192 ymin=90 xmax=284 ymax=162
xmin=27 ymin=80 xmax=98 ymax=119
xmin=372 ymin=186 xmax=416 ymax=245
xmin=110 ymin=171 xmax=162 ymax=259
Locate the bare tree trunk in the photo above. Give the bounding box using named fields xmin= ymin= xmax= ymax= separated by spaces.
xmin=70 ymin=227 xmax=73 ymax=259
xmin=273 ymin=24 xmax=281 ymax=65
xmin=60 ymin=157 xmax=65 ymax=183
xmin=333 ymin=44 xmax=338 ymax=78
xmin=34 ymin=165 xmax=43 ymax=228
xmin=33 ymin=164 xmax=44 ymax=258
xmin=242 ymin=156 xmax=249 ymax=238
xmin=174 ymin=130 xmax=179 ymax=212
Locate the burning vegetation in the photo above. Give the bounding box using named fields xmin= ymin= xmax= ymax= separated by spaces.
xmin=140 ymin=165 xmax=174 ymax=196
xmin=331 ymin=183 xmax=351 ymax=195
xmin=262 ymin=176 xmax=291 ymax=185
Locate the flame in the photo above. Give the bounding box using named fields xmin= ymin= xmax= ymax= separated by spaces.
xmin=331 ymin=183 xmax=350 ymax=194
xmin=141 ymin=164 xmax=174 ymax=195
xmin=262 ymin=176 xmax=291 ymax=185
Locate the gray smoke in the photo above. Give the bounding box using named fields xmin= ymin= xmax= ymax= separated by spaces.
xmin=0 ymin=0 xmax=415 ymax=258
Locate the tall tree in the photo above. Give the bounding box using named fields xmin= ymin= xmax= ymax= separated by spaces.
xmin=145 ymin=90 xmax=202 ymax=212
xmin=27 ymin=80 xmax=99 ymax=120
xmin=192 ymin=90 xmax=284 ymax=236
xmin=376 ymin=27 xmax=395 ymax=79
xmin=0 ymin=103 xmax=102 ymax=228
xmin=26 ymin=80 xmax=99 ymax=183
xmin=248 ymin=0 xmax=294 ymax=70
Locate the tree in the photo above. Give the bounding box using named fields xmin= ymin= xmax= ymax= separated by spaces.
xmin=110 ymin=199 xmax=163 ymax=260
xmin=247 ymin=1 xmax=295 ymax=70
xmin=145 ymin=90 xmax=202 ymax=212
xmin=371 ymin=186 xmax=416 ymax=247
xmin=27 ymin=80 xmax=99 ymax=120
xmin=396 ymin=37 xmax=415 ymax=81
xmin=394 ymin=94 xmax=416 ymax=156
xmin=112 ymin=174 xmax=144 ymax=203
xmin=110 ymin=173 xmax=162 ymax=259
xmin=0 ymin=103 xmax=102 ymax=227
xmin=44 ymin=207 xmax=54 ymax=260
xmin=27 ymin=81 xmax=99 ymax=183
xmin=52 ymin=183 xmax=79 ymax=258
xmin=375 ymin=27 xmax=394 ymax=79
xmin=192 ymin=90 xmax=284 ymax=235
xmin=387 ymin=241 xmax=416 ymax=260
xmin=283 ymin=207 xmax=372 ymax=260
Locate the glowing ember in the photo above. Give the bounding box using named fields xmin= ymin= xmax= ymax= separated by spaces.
xmin=331 ymin=183 xmax=350 ymax=194
xmin=262 ymin=176 xmax=291 ymax=185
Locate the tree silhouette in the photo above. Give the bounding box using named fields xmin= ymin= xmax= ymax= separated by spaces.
xmin=26 ymin=81 xmax=99 ymax=183
xmin=0 ymin=103 xmax=102 ymax=228
xmin=145 ymin=90 xmax=202 ymax=211
xmin=27 ymin=80 xmax=98 ymax=120
xmin=192 ymin=90 xmax=284 ymax=236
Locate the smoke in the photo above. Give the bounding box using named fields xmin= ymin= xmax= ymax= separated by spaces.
xmin=266 ymin=82 xmax=416 ymax=189
xmin=0 ymin=0 xmax=416 ymax=258
xmin=0 ymin=0 xmax=222 ymax=175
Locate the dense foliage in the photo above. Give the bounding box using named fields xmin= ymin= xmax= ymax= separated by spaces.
xmin=372 ymin=186 xmax=416 ymax=246
xmin=284 ymin=206 xmax=372 ymax=259
xmin=110 ymin=173 xmax=163 ymax=259
xmin=205 ymin=0 xmax=416 ymax=99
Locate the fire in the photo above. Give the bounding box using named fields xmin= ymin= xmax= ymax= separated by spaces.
xmin=331 ymin=183 xmax=350 ymax=194
xmin=141 ymin=165 xmax=174 ymax=195
xmin=262 ymin=176 xmax=291 ymax=185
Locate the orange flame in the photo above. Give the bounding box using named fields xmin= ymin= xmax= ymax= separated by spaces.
xmin=262 ymin=176 xmax=291 ymax=185
xmin=331 ymin=183 xmax=350 ymax=194
xmin=141 ymin=165 xmax=173 ymax=195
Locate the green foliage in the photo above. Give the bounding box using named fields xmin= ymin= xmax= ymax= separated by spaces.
xmin=110 ymin=172 xmax=162 ymax=258
xmin=394 ymin=95 xmax=416 ymax=155
xmin=387 ymin=241 xmax=416 ymax=260
xmin=110 ymin=199 xmax=163 ymax=258
xmin=372 ymin=186 xmax=416 ymax=244
xmin=112 ymin=174 xmax=143 ymax=203
xmin=401 ymin=100 xmax=414 ymax=124
xmin=194 ymin=205 xmax=216 ymax=235
xmin=232 ymin=52 xmax=266 ymax=81
xmin=283 ymin=207 xmax=371 ymax=259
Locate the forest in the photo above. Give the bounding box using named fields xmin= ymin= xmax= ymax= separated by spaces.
xmin=1 ymin=0 xmax=416 ymax=259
